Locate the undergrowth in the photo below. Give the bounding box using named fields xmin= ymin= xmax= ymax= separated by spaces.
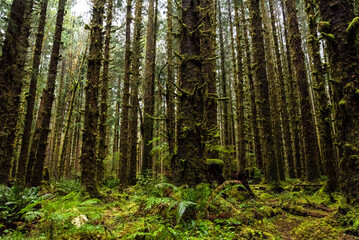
xmin=0 ymin=178 xmax=358 ymax=239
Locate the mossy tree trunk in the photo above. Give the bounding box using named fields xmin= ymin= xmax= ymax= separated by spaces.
xmin=175 ymin=0 xmax=211 ymax=186
xmin=128 ymin=0 xmax=143 ymax=185
xmin=166 ymin=0 xmax=176 ymax=172
xmin=285 ymin=0 xmax=320 ymax=181
xmin=98 ymin=0 xmax=114 ymax=184
xmin=17 ymin=0 xmax=48 ymax=185
xmin=142 ymin=0 xmax=157 ymax=174
xmin=217 ymin=0 xmax=229 ymax=147
xmin=279 ymin=0 xmax=302 ymax=178
xmin=261 ymin=0 xmax=285 ymax=181
xmin=268 ymin=0 xmax=295 ymax=178
xmin=118 ymin=0 xmax=132 ymax=185
xmin=80 ymin=0 xmax=104 ymax=198
xmin=240 ymin=1 xmax=263 ymax=172
xmin=234 ymin=1 xmax=246 ymax=176
xmin=28 ymin=0 xmax=67 ymax=187
xmin=304 ymin=0 xmax=338 ymax=191
xmin=318 ymin=0 xmax=359 ymax=202
xmin=249 ymin=0 xmax=278 ymax=183
xmin=0 ymin=0 xmax=33 ymax=184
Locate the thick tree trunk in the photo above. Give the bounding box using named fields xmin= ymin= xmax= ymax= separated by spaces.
xmin=0 ymin=0 xmax=32 ymax=184
xmin=318 ymin=0 xmax=359 ymax=202
xmin=80 ymin=0 xmax=104 ymax=198
xmin=304 ymin=0 xmax=338 ymax=191
xmin=285 ymin=0 xmax=320 ymax=181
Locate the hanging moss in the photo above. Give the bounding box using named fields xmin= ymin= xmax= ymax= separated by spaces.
xmin=321 ymin=32 xmax=335 ymax=40
xmin=346 ymin=17 xmax=359 ymax=34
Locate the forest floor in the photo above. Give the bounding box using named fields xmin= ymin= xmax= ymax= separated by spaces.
xmin=1 ymin=177 xmax=359 ymax=239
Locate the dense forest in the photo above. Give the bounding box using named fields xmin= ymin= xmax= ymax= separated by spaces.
xmin=0 ymin=0 xmax=359 ymax=238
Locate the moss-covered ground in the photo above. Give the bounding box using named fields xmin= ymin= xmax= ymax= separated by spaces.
xmin=1 ymin=177 xmax=359 ymax=239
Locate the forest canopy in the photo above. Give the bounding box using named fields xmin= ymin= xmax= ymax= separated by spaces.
xmin=0 ymin=0 xmax=359 ymax=238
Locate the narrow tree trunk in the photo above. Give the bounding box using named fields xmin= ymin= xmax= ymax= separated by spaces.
xmin=17 ymin=0 xmax=48 ymax=185
xmin=166 ymin=0 xmax=176 ymax=172
xmin=28 ymin=0 xmax=67 ymax=187
xmin=234 ymin=2 xmax=246 ymax=176
xmin=128 ymin=0 xmax=143 ymax=185
xmin=98 ymin=0 xmax=114 ymax=183
xmin=268 ymin=0 xmax=295 ymax=178
xmin=249 ymin=0 xmax=278 ymax=183
xmin=118 ymin=0 xmax=133 ymax=185
xmin=240 ymin=1 xmax=263 ymax=171
xmin=217 ymin=0 xmax=229 ymax=147
xmin=280 ymin=0 xmax=302 ymax=178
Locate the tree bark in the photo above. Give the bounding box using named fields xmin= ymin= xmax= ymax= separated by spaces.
xmin=317 ymin=0 xmax=359 ymax=202
xmin=80 ymin=0 xmax=104 ymax=198
xmin=0 ymin=0 xmax=32 ymax=184
xmin=98 ymin=0 xmax=114 ymax=183
xmin=17 ymin=0 xmax=48 ymax=185
xmin=28 ymin=0 xmax=67 ymax=187
xmin=285 ymin=0 xmax=320 ymax=181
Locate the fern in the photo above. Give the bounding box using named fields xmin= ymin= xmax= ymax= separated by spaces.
xmin=176 ymin=200 xmax=196 ymax=224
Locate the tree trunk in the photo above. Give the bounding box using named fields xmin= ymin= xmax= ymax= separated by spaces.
xmin=0 ymin=0 xmax=32 ymax=184
xmin=128 ymin=0 xmax=143 ymax=185
xmin=80 ymin=0 xmax=104 ymax=198
xmin=118 ymin=0 xmax=132 ymax=185
xmin=268 ymin=0 xmax=295 ymax=178
xmin=142 ymin=0 xmax=157 ymax=174
xmin=240 ymin=1 xmax=263 ymax=171
xmin=234 ymin=1 xmax=246 ymax=176
xmin=98 ymin=0 xmax=114 ymax=183
xmin=317 ymin=0 xmax=359 ymax=202
xmin=249 ymin=0 xmax=278 ymax=183
xmin=285 ymin=0 xmax=320 ymax=181
xmin=304 ymin=0 xmax=338 ymax=191
xmin=17 ymin=0 xmax=48 ymax=185
xmin=217 ymin=0 xmax=229 ymax=147
xmin=28 ymin=0 xmax=67 ymax=187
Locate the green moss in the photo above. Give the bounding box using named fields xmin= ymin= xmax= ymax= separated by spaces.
xmin=339 ymin=99 xmax=347 ymax=106
xmin=318 ymin=21 xmax=330 ymax=33
xmin=206 ymin=158 xmax=224 ymax=165
xmin=355 ymin=89 xmax=359 ymax=95
xmin=321 ymin=32 xmax=335 ymax=40
xmin=347 ymin=17 xmax=359 ymax=34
